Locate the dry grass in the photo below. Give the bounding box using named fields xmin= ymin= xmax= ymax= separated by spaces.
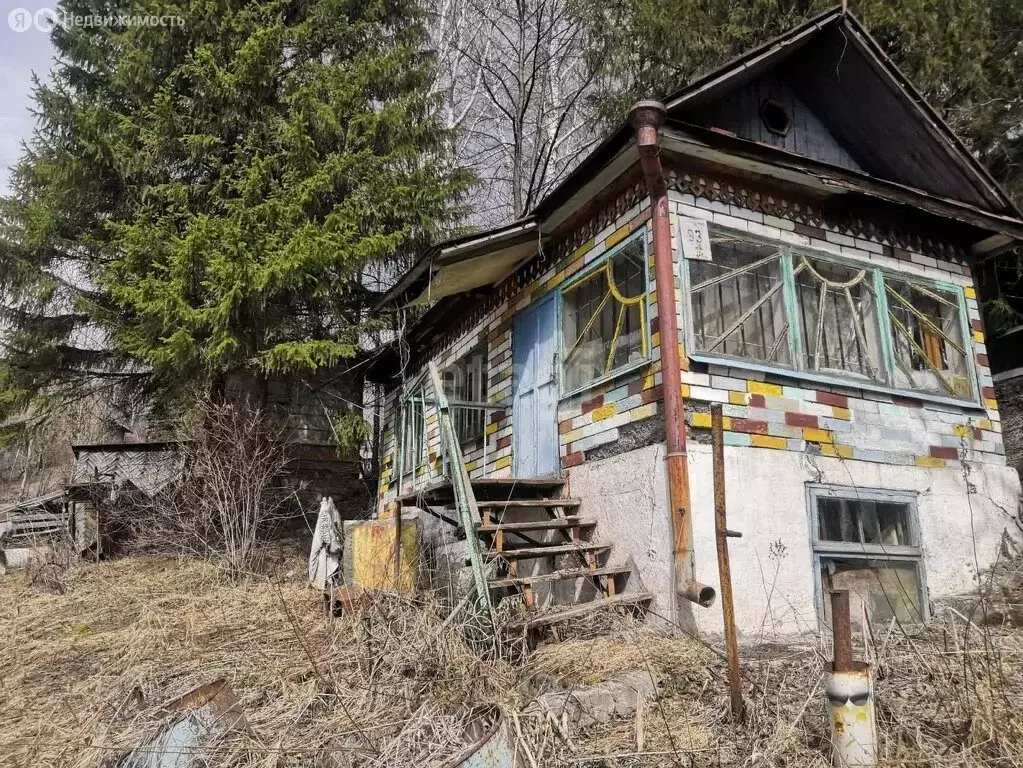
xmin=518 ymin=599 xmax=1023 ymax=766
xmin=2 ymin=552 xmax=1023 ymax=767
xmin=0 ymin=553 xmax=516 ymax=767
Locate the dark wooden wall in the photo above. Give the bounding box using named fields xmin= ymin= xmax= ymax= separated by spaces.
xmin=691 ymin=74 xmax=864 ymax=172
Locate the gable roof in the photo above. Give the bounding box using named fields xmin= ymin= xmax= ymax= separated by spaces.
xmin=377 ymin=9 xmax=1023 ymax=320
xmin=663 ymin=8 xmax=1017 ymax=216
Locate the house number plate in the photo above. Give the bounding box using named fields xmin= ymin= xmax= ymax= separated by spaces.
xmin=678 ymin=217 xmax=711 ymax=261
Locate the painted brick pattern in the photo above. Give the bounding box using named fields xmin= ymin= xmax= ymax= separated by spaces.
xmin=670 ymin=190 xmax=1004 ymax=470
xmin=377 ymin=186 xmax=1007 ymax=505
xmin=379 ymin=197 xmax=658 ymax=501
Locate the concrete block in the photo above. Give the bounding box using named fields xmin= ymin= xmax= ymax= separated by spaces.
xmin=572 ymin=429 xmax=620 ymax=454
xmin=852 ymin=448 xmax=887 ymax=463
xmin=763 ymin=395 xmax=802 ymax=412
xmin=528 ymin=669 xmax=659 ymax=731
xmin=711 ymin=375 xmax=747 ymax=391
xmin=880 ymin=428 xmax=914 ymax=443
xmin=819 ymin=417 xmax=853 ymax=432
xmin=782 ymin=386 xmax=815 ymax=401
xmin=723 ymin=431 xmax=752 ymax=447
xmin=767 ymin=423 xmax=802 ymax=439
xmin=746 ymin=407 xmax=786 ymax=424
xmin=884 ymin=451 xmax=915 ymax=465
xmin=688 ymin=385 xmax=730 ymax=404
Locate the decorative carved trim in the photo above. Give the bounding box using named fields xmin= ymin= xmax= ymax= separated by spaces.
xmin=666 ymin=167 xmax=970 ymax=262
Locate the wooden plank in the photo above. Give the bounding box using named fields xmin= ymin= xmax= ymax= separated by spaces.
xmin=489 ymin=565 xmax=630 ymax=589
xmin=510 ymin=593 xmax=654 ymax=631
xmin=484 ymin=543 xmax=609 ymax=561
xmin=477 ymin=516 xmax=594 ymax=534
xmin=469 ymin=478 xmax=566 ymax=491
xmin=477 ymin=499 xmax=580 ymax=510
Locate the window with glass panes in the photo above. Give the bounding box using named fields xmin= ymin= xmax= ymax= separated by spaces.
xmin=808 ymin=484 xmax=927 ymax=627
xmin=561 ymin=233 xmax=650 ymax=392
xmin=685 ymin=226 xmax=974 ymax=401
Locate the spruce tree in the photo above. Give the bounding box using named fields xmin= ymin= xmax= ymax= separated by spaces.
xmin=0 ymin=0 xmax=471 ymax=421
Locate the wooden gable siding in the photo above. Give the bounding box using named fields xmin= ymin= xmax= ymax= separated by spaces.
xmin=690 ymin=74 xmax=863 ymax=173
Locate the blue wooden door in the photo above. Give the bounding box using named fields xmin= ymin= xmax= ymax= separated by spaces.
xmin=512 ymin=295 xmax=560 ymax=477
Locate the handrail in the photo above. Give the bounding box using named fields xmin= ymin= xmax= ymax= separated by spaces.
xmin=427 ymin=362 xmax=493 ymax=610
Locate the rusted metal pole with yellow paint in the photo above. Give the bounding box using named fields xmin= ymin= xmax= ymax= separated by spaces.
xmin=827 ymin=590 xmax=877 ymax=767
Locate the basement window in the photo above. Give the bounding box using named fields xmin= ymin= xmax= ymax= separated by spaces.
xmin=561 ymin=233 xmax=649 ymax=392
xmin=685 ymin=226 xmax=977 ymax=402
xmin=808 ymin=485 xmax=927 ymax=627
xmin=442 ymin=344 xmax=488 ymax=445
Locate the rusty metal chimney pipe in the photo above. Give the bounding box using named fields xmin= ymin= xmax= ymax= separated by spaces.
xmin=629 ymin=100 xmax=715 ymax=608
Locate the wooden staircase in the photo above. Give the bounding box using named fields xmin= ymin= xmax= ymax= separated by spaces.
xmin=401 ymin=477 xmax=653 ymax=636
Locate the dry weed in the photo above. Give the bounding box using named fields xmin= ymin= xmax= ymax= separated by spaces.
xmin=0 ymin=555 xmax=515 ymax=767
xmin=3 ymin=553 xmax=1023 ymax=767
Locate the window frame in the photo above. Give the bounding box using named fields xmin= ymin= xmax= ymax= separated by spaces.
xmin=806 ymin=483 xmax=930 ymax=625
xmin=397 ymin=372 xmax=429 ymax=487
xmin=558 ymin=230 xmax=652 ymax=397
xmin=442 ymin=343 xmax=489 ymax=447
xmin=680 ymin=224 xmax=981 ymax=408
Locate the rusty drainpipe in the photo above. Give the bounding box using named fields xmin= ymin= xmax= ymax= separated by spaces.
xmin=629 ymin=100 xmax=715 ymax=608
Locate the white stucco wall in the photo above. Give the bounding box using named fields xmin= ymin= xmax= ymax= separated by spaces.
xmin=567 ymin=442 xmax=1021 ymax=638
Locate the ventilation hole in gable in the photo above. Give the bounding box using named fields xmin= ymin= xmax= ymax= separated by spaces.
xmin=760 ymin=99 xmax=792 ymax=137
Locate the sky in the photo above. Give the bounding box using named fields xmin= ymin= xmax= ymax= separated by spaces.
xmin=0 ymin=2 xmax=58 ymax=194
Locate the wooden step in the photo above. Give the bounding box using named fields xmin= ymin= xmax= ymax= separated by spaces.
xmin=484 ymin=543 xmax=609 ymax=561
xmin=489 ymin=565 xmax=631 ymax=590
xmin=510 ymin=592 xmax=654 ymax=631
xmin=477 ymin=499 xmax=580 ymax=511
xmin=396 ymin=477 xmax=566 ymax=504
xmin=477 ymin=516 xmax=594 ymax=534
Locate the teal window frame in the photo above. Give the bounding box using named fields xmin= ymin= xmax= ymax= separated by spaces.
xmin=558 ymin=230 xmax=652 ymax=398
xmin=806 ymin=483 xmax=929 ymax=626
xmin=681 ymin=226 xmax=981 ymax=408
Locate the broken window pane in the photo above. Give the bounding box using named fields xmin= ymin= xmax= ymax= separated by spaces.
xmin=691 ymin=234 xmax=791 ymax=366
xmin=443 ymin=345 xmax=488 ymax=444
xmin=817 ymin=498 xmax=914 ymax=546
xmin=885 ymin=279 xmax=971 ymax=398
xmin=812 ymin=487 xmax=924 ymax=626
xmin=823 ymin=558 xmax=924 ymax=626
xmin=562 ymin=237 xmax=648 ymax=391
xmin=794 ymin=256 xmax=883 ymax=381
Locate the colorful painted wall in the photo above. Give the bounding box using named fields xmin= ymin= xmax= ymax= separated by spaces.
xmin=378 ymin=171 xmax=1010 ymax=503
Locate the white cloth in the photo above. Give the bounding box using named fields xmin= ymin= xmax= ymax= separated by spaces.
xmin=308 ymin=496 xmax=342 ymax=590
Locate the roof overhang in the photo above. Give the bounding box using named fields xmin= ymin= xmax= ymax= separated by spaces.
xmin=413 ymin=224 xmax=540 ymax=304
xmin=375 ymin=220 xmax=539 ymax=309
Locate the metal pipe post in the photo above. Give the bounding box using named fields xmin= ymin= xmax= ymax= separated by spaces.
xmin=711 ymin=404 xmax=743 ymax=721
xmin=826 ymin=590 xmax=877 ymax=767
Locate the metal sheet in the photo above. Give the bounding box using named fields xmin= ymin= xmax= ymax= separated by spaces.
xmin=120 ymin=680 xmax=248 ymax=768
xmin=442 ymin=707 xmax=521 ymax=768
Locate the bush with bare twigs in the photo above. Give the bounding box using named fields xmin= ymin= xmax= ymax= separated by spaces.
xmin=119 ymin=397 xmax=295 ymax=576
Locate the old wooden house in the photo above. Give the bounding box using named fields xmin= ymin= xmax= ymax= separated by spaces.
xmin=370 ymin=9 xmax=1023 ymax=637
